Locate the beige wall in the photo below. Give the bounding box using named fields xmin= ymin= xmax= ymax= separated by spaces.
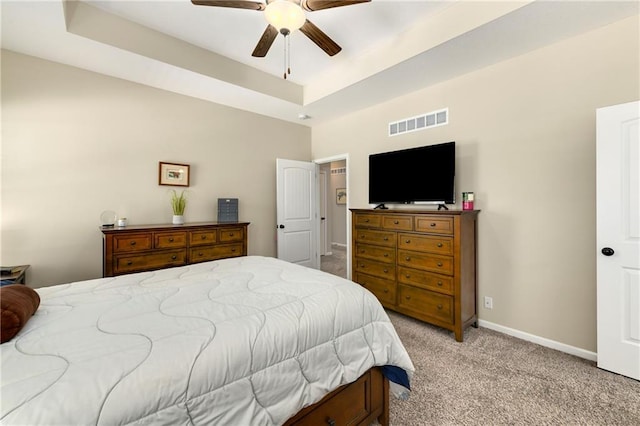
xmin=1 ymin=50 xmax=311 ymax=287
xmin=311 ymin=15 xmax=640 ymax=352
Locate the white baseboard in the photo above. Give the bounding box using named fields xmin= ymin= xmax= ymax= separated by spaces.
xmin=478 ymin=319 xmax=597 ymax=362
xmin=331 ymin=243 xmax=347 ymax=248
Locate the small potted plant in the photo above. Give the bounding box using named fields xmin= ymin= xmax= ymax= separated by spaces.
xmin=170 ymin=189 xmax=187 ymax=225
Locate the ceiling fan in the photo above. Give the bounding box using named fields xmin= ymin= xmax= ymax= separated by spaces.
xmin=191 ymin=0 xmax=371 ymax=78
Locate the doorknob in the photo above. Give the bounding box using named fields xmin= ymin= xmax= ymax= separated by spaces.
xmin=601 ymin=247 xmax=615 ymax=256
xmin=278 ymin=224 xmax=285 ymax=229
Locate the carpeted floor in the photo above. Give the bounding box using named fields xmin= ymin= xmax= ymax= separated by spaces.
xmin=387 ymin=311 xmax=640 ymax=425
xmin=321 ymin=245 xmax=347 ymax=278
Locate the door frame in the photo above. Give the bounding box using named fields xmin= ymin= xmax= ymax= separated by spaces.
xmin=314 ymin=154 xmax=350 ymax=279
xmin=319 ymin=170 xmax=328 ymax=256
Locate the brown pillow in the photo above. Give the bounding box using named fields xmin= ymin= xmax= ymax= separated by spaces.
xmin=1 ymin=284 xmax=40 ymax=344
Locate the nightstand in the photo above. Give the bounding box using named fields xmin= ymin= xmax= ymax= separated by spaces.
xmin=0 ymin=265 xmax=30 ymax=286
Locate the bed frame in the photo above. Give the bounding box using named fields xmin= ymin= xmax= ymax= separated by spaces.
xmin=284 ymin=367 xmax=389 ymax=426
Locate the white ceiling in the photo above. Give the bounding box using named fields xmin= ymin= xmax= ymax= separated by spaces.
xmin=86 ymin=0 xmax=451 ymax=85
xmin=2 ymin=1 xmax=638 ymax=126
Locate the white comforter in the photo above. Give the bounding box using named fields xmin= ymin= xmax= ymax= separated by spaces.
xmin=1 ymin=256 xmax=413 ymax=425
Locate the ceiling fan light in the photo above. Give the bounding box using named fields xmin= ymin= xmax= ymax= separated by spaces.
xmin=264 ymin=0 xmax=305 ymax=32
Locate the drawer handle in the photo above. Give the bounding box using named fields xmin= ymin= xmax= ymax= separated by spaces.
xmin=405 ymin=239 xmax=411 ymax=244
xmin=384 ymin=253 xmax=389 ymax=257
xmin=327 ymin=418 xmax=336 ymax=426
xmin=405 ymin=274 xmax=411 ymax=278
xmin=231 ymin=248 xmax=236 ymax=252
xmin=365 ymin=219 xmax=370 ymax=223
xmin=405 ymin=295 xmax=411 ymax=300
xmin=198 ymin=252 xmax=203 ymax=256
xmin=360 ymin=235 xmax=365 ymax=239
xmin=430 ymin=222 xmax=436 ymax=227
xmin=201 ymin=235 xmax=207 ymax=240
xmin=229 ymin=233 xmax=234 ymax=237
xmin=437 ymin=262 xmax=443 ymax=267
xmin=383 ymin=269 xmax=388 ymax=273
xmin=437 ymin=304 xmax=443 ymax=310
xmin=383 ymin=237 xmax=389 ymax=241
xmin=437 ymin=281 xmax=443 ymax=286
xmin=360 ymin=250 xmax=365 ymax=254
xmin=171 ymin=255 xmax=177 ymax=260
xmin=169 ymin=238 xmax=174 ymax=242
xmin=437 ymin=243 xmax=443 ymax=247
xmin=360 ymin=264 xmax=365 ymax=268
xmin=127 ymin=261 xmax=133 ymax=266
xmin=130 ymin=241 xmax=136 ymax=246
xmin=383 ymin=289 xmax=389 ymax=293
xmin=394 ymin=220 xmax=399 ymax=224
xmin=405 ymin=257 xmax=411 ymax=261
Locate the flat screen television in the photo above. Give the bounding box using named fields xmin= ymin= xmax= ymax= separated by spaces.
xmin=368 ymin=141 xmax=455 ymax=208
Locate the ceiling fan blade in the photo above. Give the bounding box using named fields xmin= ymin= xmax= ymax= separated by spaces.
xmin=252 ymin=25 xmax=279 ymax=57
xmin=301 ymin=0 xmax=370 ymax=12
xmin=191 ymin=0 xmax=265 ymax=11
xmin=300 ymin=19 xmax=341 ymax=56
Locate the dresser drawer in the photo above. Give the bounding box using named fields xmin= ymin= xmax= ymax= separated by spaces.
xmin=354 ymin=229 xmax=396 ymax=248
xmin=114 ymin=249 xmax=186 ymax=274
xmin=398 ymin=233 xmax=453 ymax=255
xmin=190 ymin=243 xmax=243 ymax=263
xmin=113 ymin=234 xmax=152 ymax=252
xmin=382 ymin=215 xmax=413 ymax=231
xmin=354 ymin=213 xmax=382 ymax=228
xmin=219 ymin=227 xmax=244 ymax=242
xmin=355 ymin=258 xmax=395 ymax=280
xmin=398 ymin=250 xmax=454 ymax=275
xmin=398 ymin=267 xmax=453 ymax=294
xmin=398 ymin=284 xmax=454 ymax=324
xmin=355 ymin=273 xmax=396 ymax=306
xmin=355 ymin=243 xmax=395 ymax=264
xmin=290 ymin=370 xmax=371 ymax=426
xmin=190 ymin=230 xmax=217 ymax=246
xmin=414 ymin=216 xmax=454 ymax=235
xmin=154 ymin=232 xmax=187 ymax=249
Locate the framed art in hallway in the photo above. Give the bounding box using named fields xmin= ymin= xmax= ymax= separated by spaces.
xmin=336 ymin=188 xmax=347 ymax=205
xmin=159 ymin=162 xmax=190 ymax=187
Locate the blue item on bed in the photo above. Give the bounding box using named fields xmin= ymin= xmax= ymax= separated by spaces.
xmin=382 ymin=364 xmax=411 ymax=400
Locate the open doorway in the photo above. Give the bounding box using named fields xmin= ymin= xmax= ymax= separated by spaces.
xmin=315 ymin=155 xmax=349 ymax=279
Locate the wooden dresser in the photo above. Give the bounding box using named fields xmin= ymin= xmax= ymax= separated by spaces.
xmin=101 ymin=222 xmax=249 ymax=277
xmin=351 ymin=209 xmax=478 ymax=341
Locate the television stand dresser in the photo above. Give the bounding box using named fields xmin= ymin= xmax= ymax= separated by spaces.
xmin=351 ymin=209 xmax=478 ymax=342
xmin=101 ymin=222 xmax=249 ymax=277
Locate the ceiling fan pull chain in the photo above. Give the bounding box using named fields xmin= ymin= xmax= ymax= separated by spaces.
xmin=283 ymin=34 xmax=287 ymax=79
xmin=287 ymin=34 xmax=291 ymax=76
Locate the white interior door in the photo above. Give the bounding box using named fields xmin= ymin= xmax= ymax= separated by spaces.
xmin=276 ymin=159 xmax=319 ymax=268
xmin=597 ymin=100 xmax=640 ymax=380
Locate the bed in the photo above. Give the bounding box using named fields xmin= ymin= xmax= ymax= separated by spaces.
xmin=1 ymin=256 xmax=414 ymax=425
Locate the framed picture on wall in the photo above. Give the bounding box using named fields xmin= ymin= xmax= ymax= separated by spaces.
xmin=159 ymin=162 xmax=190 ymax=187
xmin=336 ymin=188 xmax=347 ymax=205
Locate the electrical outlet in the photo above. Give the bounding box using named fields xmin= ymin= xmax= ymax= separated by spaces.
xmin=484 ymin=296 xmax=493 ymax=309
